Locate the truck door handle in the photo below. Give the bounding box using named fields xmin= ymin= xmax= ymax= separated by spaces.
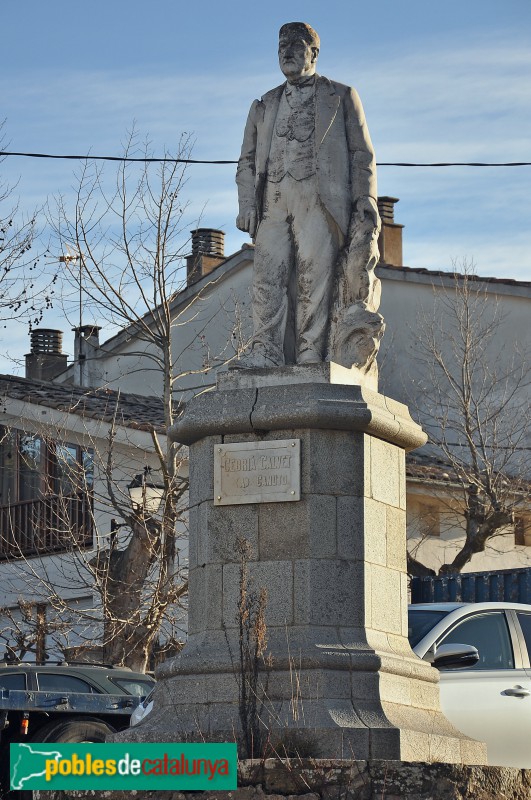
xmin=503 ymin=686 xmax=530 ymax=697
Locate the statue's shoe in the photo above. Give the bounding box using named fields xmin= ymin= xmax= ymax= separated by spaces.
xmin=297 ymin=350 xmax=321 ymax=365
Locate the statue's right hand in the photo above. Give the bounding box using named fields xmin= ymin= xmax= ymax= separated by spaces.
xmin=236 ymin=207 xmax=257 ymax=238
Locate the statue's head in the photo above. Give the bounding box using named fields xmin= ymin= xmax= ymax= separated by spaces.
xmin=278 ymin=22 xmax=320 ymax=82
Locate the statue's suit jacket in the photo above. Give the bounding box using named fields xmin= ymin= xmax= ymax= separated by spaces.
xmin=236 ymin=74 xmax=378 ymax=239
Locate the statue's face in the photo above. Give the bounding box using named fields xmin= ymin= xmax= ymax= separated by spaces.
xmin=278 ymin=34 xmax=318 ymax=81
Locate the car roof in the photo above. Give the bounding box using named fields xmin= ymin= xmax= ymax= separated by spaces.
xmin=0 ymin=662 xmax=152 ymax=678
xmin=410 ymin=603 xmax=467 ymax=611
xmin=409 ymin=601 xmax=531 ymax=612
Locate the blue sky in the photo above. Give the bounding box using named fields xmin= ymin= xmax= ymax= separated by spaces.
xmin=1 ymin=0 xmax=530 ymax=368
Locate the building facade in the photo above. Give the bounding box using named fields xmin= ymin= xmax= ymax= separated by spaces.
xmin=0 ymin=370 xmax=188 ymax=661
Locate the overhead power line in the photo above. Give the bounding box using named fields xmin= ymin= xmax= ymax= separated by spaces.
xmin=378 ymin=162 xmax=531 ymax=168
xmin=1 ymin=151 xmax=530 ymax=167
xmin=0 ymin=151 xmax=236 ymax=164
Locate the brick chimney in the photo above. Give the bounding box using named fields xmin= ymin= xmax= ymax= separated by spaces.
xmin=186 ymin=229 xmax=225 ymax=286
xmin=377 ymin=196 xmax=403 ymax=267
xmin=25 ymin=329 xmax=68 ymax=381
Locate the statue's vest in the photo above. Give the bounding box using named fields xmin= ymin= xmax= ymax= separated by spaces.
xmin=267 ymin=84 xmax=316 ymax=183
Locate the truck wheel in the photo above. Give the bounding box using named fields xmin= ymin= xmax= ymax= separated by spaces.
xmin=32 ymin=717 xmax=116 ymax=743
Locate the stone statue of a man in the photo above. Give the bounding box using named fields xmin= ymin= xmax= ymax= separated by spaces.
xmin=235 ymin=22 xmax=384 ymax=373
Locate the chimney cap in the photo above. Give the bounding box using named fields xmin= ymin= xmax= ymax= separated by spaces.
xmin=26 ymin=328 xmax=68 ymax=380
xmin=72 ymin=324 xmax=102 ymax=335
xmin=377 ymin=196 xmax=401 ymax=225
xmin=29 ymin=328 xmax=64 ymax=355
xmin=190 ymin=228 xmax=225 ymax=258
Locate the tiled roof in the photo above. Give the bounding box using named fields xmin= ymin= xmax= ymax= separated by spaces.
xmin=406 ymin=452 xmax=458 ymax=484
xmin=238 ymin=244 xmax=531 ymax=289
xmin=406 ymin=451 xmax=530 ymax=492
xmin=0 ymin=375 xmax=165 ymax=433
xmin=378 ymin=262 xmax=531 ymax=289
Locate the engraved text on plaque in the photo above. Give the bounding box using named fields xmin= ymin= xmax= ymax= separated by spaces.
xmin=214 ymin=439 xmax=301 ymax=505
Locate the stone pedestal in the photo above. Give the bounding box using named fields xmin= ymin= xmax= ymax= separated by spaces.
xmin=123 ymin=367 xmax=485 ymax=764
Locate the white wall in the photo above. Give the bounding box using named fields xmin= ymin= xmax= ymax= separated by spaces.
xmin=87 ymin=251 xmax=254 ymax=402
xmin=377 ymin=265 xmax=531 ymax=417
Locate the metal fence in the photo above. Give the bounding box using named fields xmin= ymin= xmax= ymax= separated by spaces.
xmin=411 ymin=567 xmax=531 ymax=605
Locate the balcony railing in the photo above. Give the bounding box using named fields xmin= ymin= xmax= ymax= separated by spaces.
xmin=0 ymin=493 xmax=93 ymax=559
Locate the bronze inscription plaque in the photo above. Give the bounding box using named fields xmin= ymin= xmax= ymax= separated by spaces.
xmin=213 ymin=439 xmax=301 ymax=506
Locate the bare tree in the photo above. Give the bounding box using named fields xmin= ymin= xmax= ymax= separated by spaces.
xmin=0 ymin=601 xmax=55 ymax=663
xmin=0 ymin=132 xmax=245 ymax=670
xmin=0 ymin=123 xmax=56 ymax=336
xmin=407 ymin=261 xmax=530 ymax=576
xmin=91 ymin=417 xmax=190 ymax=671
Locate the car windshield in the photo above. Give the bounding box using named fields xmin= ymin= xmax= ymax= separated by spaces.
xmin=408 ymin=608 xmax=451 ymax=647
xmin=110 ymin=677 xmax=155 ymax=697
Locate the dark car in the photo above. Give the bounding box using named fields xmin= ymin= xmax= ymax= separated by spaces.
xmin=0 ymin=661 xmax=155 ymax=699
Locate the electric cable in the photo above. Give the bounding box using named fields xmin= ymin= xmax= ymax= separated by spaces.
xmin=1 ymin=151 xmax=530 ymax=167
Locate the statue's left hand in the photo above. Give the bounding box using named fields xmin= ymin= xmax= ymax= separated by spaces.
xmin=354 ymin=197 xmax=380 ymax=231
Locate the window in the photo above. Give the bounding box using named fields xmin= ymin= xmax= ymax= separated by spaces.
xmin=19 ymin=435 xmax=43 ymax=501
xmin=110 ymin=677 xmax=156 ymax=697
xmin=54 ymin=444 xmax=84 ymax=496
xmin=407 ymin=499 xmax=441 ymax=539
xmin=515 ymin=517 xmax=531 ymax=547
xmin=516 ymin=613 xmax=531 ymax=662
xmin=0 ymin=673 xmax=26 ymax=691
xmin=0 ymin=427 xmax=94 ymax=559
xmin=36 ymin=673 xmax=97 ymax=693
xmin=439 ymin=611 xmax=514 ymax=670
xmin=0 ymin=429 xmax=17 ymax=506
xmin=421 ymin=503 xmax=440 ymax=537
xmin=408 ymin=608 xmax=450 ymax=648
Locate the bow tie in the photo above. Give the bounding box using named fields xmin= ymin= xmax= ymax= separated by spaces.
xmin=285 ymin=76 xmax=315 ymax=95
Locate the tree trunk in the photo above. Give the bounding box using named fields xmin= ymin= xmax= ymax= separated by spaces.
xmin=438 ymin=506 xmax=514 ymax=575
xmin=98 ymin=517 xmax=160 ymax=669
